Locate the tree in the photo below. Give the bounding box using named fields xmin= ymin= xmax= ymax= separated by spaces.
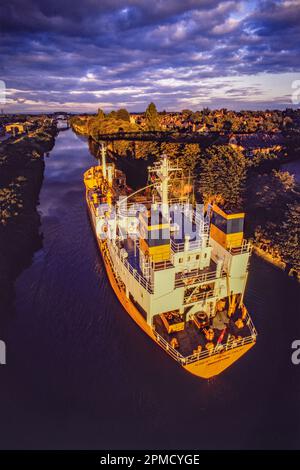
xmin=179 ymin=143 xmax=200 ymax=172
xmin=108 ymin=110 xmax=117 ymax=119
xmin=97 ymin=108 xmax=105 ymax=120
xmin=272 ymin=170 xmax=295 ymax=192
xmin=280 ymin=202 xmax=300 ymax=272
xmin=113 ymin=140 xmax=133 ymax=157
xmin=116 ymin=108 xmax=130 ymax=122
xmin=283 ymin=116 xmax=293 ymax=129
xmin=160 ymin=142 xmax=180 ymax=161
xmin=181 ymin=109 xmax=193 ymax=119
xmin=135 ymin=141 xmax=160 ymax=160
xmin=145 ymin=102 xmax=160 ymax=131
xmin=223 ymin=119 xmax=233 ymax=132
xmin=245 ymin=167 xmax=300 ymax=274
xmin=198 ymin=145 xmax=247 ymax=209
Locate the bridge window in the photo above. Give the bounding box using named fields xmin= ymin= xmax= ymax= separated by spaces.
xmin=227 ymin=218 xmax=244 ymax=234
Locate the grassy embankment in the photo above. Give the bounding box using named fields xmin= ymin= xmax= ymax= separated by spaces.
xmin=0 ymin=123 xmax=57 ymax=312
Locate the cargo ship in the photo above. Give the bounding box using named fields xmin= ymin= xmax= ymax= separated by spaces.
xmin=84 ymin=144 xmax=257 ymax=378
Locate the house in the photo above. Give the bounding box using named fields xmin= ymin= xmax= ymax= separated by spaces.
xmin=5 ymin=122 xmax=26 ymax=135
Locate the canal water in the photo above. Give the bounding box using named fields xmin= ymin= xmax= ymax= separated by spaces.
xmin=0 ymin=129 xmax=299 ymax=449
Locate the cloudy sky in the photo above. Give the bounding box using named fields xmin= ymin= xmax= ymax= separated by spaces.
xmin=1 ymin=0 xmax=300 ymax=113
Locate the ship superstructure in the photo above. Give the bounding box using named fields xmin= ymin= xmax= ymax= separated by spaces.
xmin=84 ymin=144 xmax=257 ymax=378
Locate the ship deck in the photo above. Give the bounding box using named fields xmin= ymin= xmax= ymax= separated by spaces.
xmin=121 ymin=237 xmax=174 ymax=274
xmin=153 ymin=308 xmax=252 ymax=358
xmin=123 ymin=238 xmax=146 ymax=277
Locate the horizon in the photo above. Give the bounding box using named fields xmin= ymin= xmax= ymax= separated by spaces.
xmin=2 ymin=104 xmax=300 ymax=116
xmin=1 ymin=1 xmax=300 ymax=113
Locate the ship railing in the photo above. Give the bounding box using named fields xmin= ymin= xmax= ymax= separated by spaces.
xmin=117 ymin=204 xmax=143 ymax=218
xmin=175 ymin=268 xmax=226 ymax=288
xmin=123 ymin=258 xmax=154 ymax=293
xmin=169 ymin=197 xmax=191 ymax=205
xmin=107 ymin=241 xmax=154 ymax=294
xmin=150 ymin=259 xmax=174 ymax=271
xmin=86 ymin=192 xmax=98 ymax=216
xmin=183 ymin=333 xmax=257 ymax=365
xmin=245 ymin=310 xmax=258 ymax=336
xmin=113 ymin=238 xmax=172 ymax=277
xmin=193 ymin=215 xmax=210 ymax=233
xmin=153 ymin=323 xmax=257 ymax=366
xmin=118 ymin=197 xmax=190 ymax=212
xmin=153 ymin=330 xmax=187 ymax=364
xmin=183 ymin=289 xmax=215 ymax=305
xmin=171 ymin=237 xmax=209 ymax=253
xmin=228 ymin=239 xmax=252 ymax=255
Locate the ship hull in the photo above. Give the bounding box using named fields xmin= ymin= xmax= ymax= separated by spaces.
xmin=183 ymin=342 xmax=255 ymax=379
xmin=86 ymin=195 xmax=256 ymax=379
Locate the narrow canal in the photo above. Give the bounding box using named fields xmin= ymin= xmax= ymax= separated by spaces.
xmin=0 ymin=129 xmax=299 ymax=449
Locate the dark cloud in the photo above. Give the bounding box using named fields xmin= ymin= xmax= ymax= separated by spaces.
xmin=0 ymin=0 xmax=299 ymax=112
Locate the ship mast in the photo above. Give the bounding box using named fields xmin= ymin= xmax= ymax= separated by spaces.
xmin=148 ymin=154 xmax=180 ymax=219
xmin=161 ymin=155 xmax=169 ymax=211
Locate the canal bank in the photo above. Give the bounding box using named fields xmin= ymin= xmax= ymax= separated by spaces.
xmin=0 ymin=124 xmax=57 ymax=314
xmin=250 ymin=158 xmax=300 ymax=278
xmin=0 ymin=128 xmax=299 ymax=450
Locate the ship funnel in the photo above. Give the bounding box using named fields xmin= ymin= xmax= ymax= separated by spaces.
xmin=101 ymin=143 xmax=107 ymax=179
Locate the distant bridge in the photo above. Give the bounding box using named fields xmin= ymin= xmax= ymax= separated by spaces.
xmin=91 ymin=130 xmax=225 ymax=146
